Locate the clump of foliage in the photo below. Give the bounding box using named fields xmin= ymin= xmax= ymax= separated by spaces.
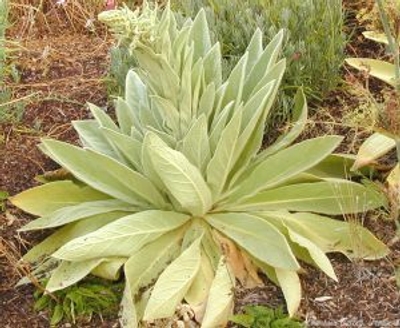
xmin=109 ymin=0 xmax=345 ymax=125
xmin=34 ymin=278 xmax=123 ymax=326
xmin=13 ymin=5 xmax=388 ymax=328
xmin=230 ymin=305 xmax=305 ymax=328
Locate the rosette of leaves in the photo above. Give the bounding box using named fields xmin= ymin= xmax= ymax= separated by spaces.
xmin=12 ymin=7 xmax=388 ymax=328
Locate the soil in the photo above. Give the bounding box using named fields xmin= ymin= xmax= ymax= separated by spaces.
xmin=1 ymin=1 xmax=400 ymax=328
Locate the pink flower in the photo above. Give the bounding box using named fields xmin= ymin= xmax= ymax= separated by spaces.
xmin=105 ymin=0 xmax=116 ymax=10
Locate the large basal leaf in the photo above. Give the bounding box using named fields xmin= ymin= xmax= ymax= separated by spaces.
xmin=227 ymin=136 xmax=343 ymax=202
xmin=226 ymin=180 xmax=385 ymax=214
xmin=201 ymin=257 xmax=235 ymax=328
xmin=52 ymin=210 xmax=190 ymax=261
xmin=260 ymin=211 xmax=389 ymax=260
xmin=285 ymin=226 xmax=337 ymax=281
xmin=352 ymin=132 xmax=396 ymax=170
xmin=345 ymin=58 xmax=397 ymax=87
xmin=206 ymin=213 xmax=299 ymax=270
xmin=184 ymin=252 xmax=214 ymax=307
xmin=22 ymin=212 xmax=126 ymax=263
xmin=40 ymin=139 xmax=168 ymax=209
xmin=20 ymin=199 xmax=137 ymax=231
xmin=147 ymin=132 xmax=212 ymax=216
xmin=143 ymin=236 xmax=202 ymax=321
xmin=46 ymin=259 xmax=103 ymax=292
xmin=121 ymin=229 xmax=184 ymax=328
xmin=10 ymin=181 xmax=108 ymax=217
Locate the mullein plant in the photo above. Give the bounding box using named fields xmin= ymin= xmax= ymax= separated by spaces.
xmin=12 ymin=4 xmax=388 ymax=327
xmin=346 ymin=0 xmax=400 ymax=220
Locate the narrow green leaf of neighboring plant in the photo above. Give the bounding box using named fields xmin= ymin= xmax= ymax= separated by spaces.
xmin=345 ymin=58 xmax=397 ymax=87
xmin=53 ymin=210 xmax=190 ymax=261
xmin=228 ymin=136 xmax=343 ymax=202
xmin=40 ymin=139 xmax=167 ymax=209
xmin=352 ymin=132 xmax=396 ymax=170
xmin=275 ymin=268 xmax=301 ymax=317
xmin=46 ymin=259 xmax=103 ymax=292
xmin=11 ymin=181 xmax=108 ymax=217
xmin=226 ymin=180 xmax=385 ymax=214
xmin=202 ymin=257 xmax=235 ymax=328
xmin=143 ymin=236 xmax=202 ymax=321
xmin=207 ymin=213 xmax=299 ymax=270
xmin=147 ymin=132 xmax=212 ymax=216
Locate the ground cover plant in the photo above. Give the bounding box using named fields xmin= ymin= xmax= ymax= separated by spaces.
xmin=9 ymin=4 xmax=390 ymax=327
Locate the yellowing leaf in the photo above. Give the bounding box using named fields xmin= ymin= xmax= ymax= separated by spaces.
xmin=213 ymin=231 xmax=262 ymax=288
xmin=352 ymin=133 xmax=396 ymax=170
xmin=143 ymin=236 xmax=202 ymax=321
xmin=207 ymin=213 xmax=299 ymax=270
xmin=201 ymin=257 xmax=234 ymax=328
xmin=345 ymin=58 xmax=397 ymax=87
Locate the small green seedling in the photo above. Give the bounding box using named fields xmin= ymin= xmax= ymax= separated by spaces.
xmin=34 ymin=277 xmax=124 ymax=327
xmin=230 ymin=305 xmax=305 ymax=328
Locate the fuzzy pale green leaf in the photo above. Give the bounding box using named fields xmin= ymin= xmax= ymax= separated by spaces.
xmin=143 ymin=236 xmax=202 ymax=321
xmin=53 ymin=210 xmax=190 ymax=261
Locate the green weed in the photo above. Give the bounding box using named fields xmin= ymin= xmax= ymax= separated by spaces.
xmin=34 ymin=277 xmax=124 ymax=327
xmin=0 ymin=190 xmax=8 ymax=211
xmin=230 ymin=305 xmax=305 ymax=328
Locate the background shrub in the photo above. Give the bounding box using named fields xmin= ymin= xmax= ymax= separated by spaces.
xmin=108 ymin=0 xmax=346 ymax=127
